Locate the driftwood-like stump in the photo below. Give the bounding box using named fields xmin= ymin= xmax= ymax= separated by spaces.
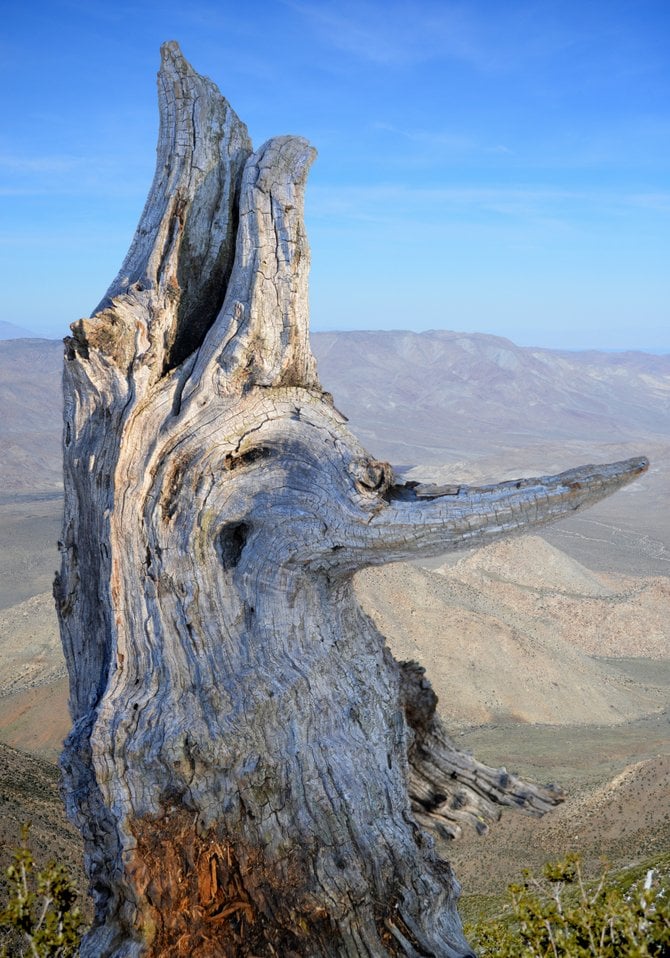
xmin=55 ymin=43 xmax=649 ymax=958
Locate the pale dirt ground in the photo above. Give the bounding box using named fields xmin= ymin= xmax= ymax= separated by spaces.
xmin=449 ymin=715 xmax=670 ymax=902
xmin=0 ymin=496 xmax=62 ymax=610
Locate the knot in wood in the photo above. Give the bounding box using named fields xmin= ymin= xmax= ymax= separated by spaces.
xmin=348 ymin=457 xmax=394 ymax=496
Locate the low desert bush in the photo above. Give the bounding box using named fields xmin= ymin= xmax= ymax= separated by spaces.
xmin=467 ymin=853 xmax=670 ymax=957
xmin=3 ymin=827 xmax=669 ymax=957
xmin=0 ymin=825 xmax=84 ymax=957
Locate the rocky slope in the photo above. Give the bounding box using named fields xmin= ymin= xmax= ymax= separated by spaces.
xmin=313 ymin=330 xmax=670 ymax=460
xmin=450 ymin=719 xmax=670 ymax=898
xmin=439 ymin=535 xmax=670 ymax=658
xmin=356 ymin=546 xmax=669 ymax=729
xmin=1 ymin=534 xmax=667 ymax=761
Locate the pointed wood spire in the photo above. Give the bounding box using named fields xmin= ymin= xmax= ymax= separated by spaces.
xmin=73 ymin=41 xmax=253 ymax=374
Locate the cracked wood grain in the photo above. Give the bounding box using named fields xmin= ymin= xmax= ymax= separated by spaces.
xmin=55 ymin=41 xmax=649 ymax=958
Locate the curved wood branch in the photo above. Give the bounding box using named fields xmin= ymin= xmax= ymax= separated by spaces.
xmin=56 ymin=42 xmax=649 ymax=958
xmin=400 ymin=662 xmax=563 ymax=840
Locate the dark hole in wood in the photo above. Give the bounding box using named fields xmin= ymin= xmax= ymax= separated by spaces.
xmin=217 ymin=522 xmax=249 ymax=570
xmin=163 ymin=174 xmax=244 ymax=375
xmin=385 ymin=483 xmax=421 ymax=502
xmin=416 ymin=791 xmax=448 ymax=813
xmin=162 ymin=460 xmax=188 ymax=521
xmin=358 ymin=465 xmax=386 ymax=491
xmin=224 ymin=446 xmax=273 ymax=470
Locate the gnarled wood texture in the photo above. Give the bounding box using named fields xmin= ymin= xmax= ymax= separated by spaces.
xmin=55 ymin=42 xmax=649 ymax=958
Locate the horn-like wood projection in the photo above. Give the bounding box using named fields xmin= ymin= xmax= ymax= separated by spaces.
xmin=55 ymin=42 xmax=649 ymax=958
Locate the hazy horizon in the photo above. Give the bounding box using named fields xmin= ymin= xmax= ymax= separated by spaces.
xmin=2 ymin=319 xmax=668 ymax=356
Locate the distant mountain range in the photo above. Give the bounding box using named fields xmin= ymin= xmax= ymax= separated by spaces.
xmin=0 ymin=338 xmax=63 ymax=495
xmin=0 ymin=321 xmax=38 ymax=340
xmin=1 ymin=329 xmax=668 ymax=572
xmin=314 ymin=330 xmax=670 ymax=462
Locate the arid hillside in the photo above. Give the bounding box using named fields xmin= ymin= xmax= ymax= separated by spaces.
xmin=0 ymin=330 xmax=667 ymax=910
xmin=315 ymin=330 xmax=670 ymax=578
xmin=357 ymin=539 xmax=670 ymax=729
xmin=3 ymin=332 xmax=669 ymax=480
xmin=2 ymin=533 xmax=668 ymax=761
xmin=0 ymin=339 xmax=62 ymax=496
xmin=314 ymin=330 xmax=670 ymax=456
xmin=2 ymin=331 xmax=667 ymax=574
xmin=0 ymin=321 xmax=37 ymax=340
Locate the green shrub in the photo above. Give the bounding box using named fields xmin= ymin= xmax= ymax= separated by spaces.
xmin=0 ymin=825 xmax=84 ymax=957
xmin=467 ymin=853 xmax=670 ymax=957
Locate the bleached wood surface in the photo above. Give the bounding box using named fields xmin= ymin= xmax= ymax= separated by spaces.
xmin=55 ymin=42 xmax=648 ymax=958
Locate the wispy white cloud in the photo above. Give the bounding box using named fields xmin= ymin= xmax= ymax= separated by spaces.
xmin=282 ymin=0 xmax=490 ymax=69
xmin=373 ymin=122 xmax=474 ymax=151
xmin=307 ymin=182 xmax=670 ymax=232
xmin=486 ymin=144 xmax=514 ymax=156
xmin=625 ymin=192 xmax=670 ymax=213
xmin=0 ymin=153 xmax=85 ymax=174
xmin=310 ymin=182 xmax=576 ymax=210
xmin=0 ymin=148 xmax=151 ymax=198
xmin=372 ymin=122 xmax=515 ymax=158
xmin=281 ymin=0 xmax=589 ymax=74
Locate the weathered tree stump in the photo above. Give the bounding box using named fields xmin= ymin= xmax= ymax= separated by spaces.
xmin=55 ymin=42 xmax=648 ymax=958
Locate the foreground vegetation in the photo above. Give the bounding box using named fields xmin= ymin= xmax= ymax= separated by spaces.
xmin=466 ymin=852 xmax=670 ymax=957
xmin=1 ymin=828 xmax=668 ymax=956
xmin=0 ymin=826 xmax=84 ymax=957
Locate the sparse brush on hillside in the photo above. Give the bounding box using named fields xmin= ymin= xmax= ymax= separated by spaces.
xmin=0 ymin=825 xmax=85 ymax=957
xmin=2 ymin=826 xmax=670 ymax=957
xmin=467 ymin=853 xmax=670 ymax=957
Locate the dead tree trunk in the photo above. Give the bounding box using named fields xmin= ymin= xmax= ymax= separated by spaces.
xmin=55 ymin=42 xmax=648 ymax=958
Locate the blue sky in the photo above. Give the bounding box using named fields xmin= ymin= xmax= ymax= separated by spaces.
xmin=2 ymin=0 xmax=669 ymax=349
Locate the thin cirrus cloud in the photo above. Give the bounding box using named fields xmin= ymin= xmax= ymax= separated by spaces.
xmin=306 ymin=183 xmax=657 ymax=224
xmin=281 ymin=0 xmax=589 ymax=75
xmin=0 ymin=150 xmax=150 ymax=198
xmin=372 ymin=123 xmax=476 ymax=151
xmin=626 ymin=192 xmax=670 ymax=214
xmin=0 ymin=153 xmax=84 ymax=174
xmin=283 ymin=0 xmax=490 ymax=69
xmin=372 ymin=122 xmax=515 ymax=159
